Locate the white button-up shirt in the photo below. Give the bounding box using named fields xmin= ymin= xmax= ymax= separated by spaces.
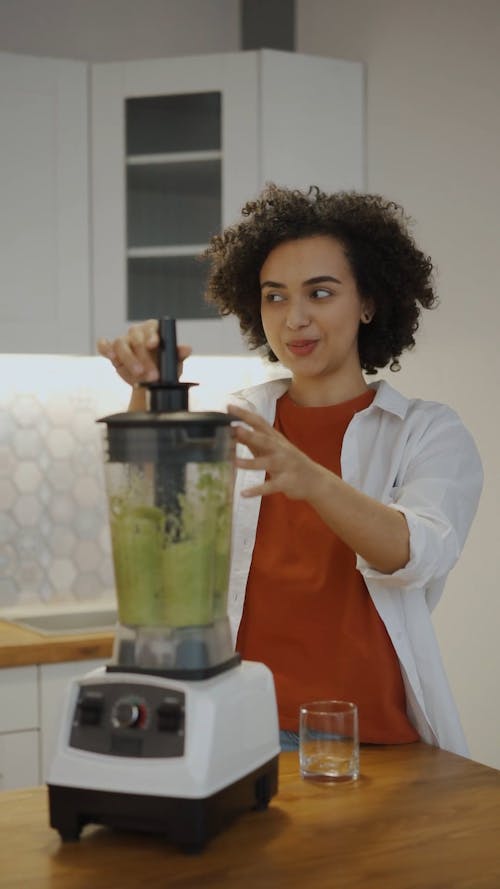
xmin=227 ymin=378 xmax=483 ymax=756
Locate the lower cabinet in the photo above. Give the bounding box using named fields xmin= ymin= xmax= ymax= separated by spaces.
xmin=0 ymin=730 xmax=39 ymax=790
xmin=0 ymin=659 xmax=109 ymax=791
xmin=0 ymin=666 xmax=40 ymax=790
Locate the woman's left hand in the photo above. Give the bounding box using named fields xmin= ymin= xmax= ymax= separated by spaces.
xmin=228 ymin=403 xmax=320 ymax=500
xmin=228 ymin=404 xmax=410 ymax=573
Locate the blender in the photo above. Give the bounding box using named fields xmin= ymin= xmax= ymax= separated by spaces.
xmin=47 ymin=318 xmax=280 ymax=852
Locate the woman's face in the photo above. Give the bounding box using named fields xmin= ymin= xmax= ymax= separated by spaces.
xmin=259 ymin=236 xmax=372 ymax=398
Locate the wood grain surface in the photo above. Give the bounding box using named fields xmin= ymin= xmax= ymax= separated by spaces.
xmin=0 ymin=744 xmax=499 ymax=888
xmin=0 ymin=620 xmax=114 ymax=668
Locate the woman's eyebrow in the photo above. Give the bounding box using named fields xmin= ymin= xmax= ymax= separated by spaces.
xmin=260 ymin=279 xmax=285 ymax=290
xmin=260 ymin=274 xmax=342 ymax=289
xmin=304 ymin=275 xmax=342 ymax=285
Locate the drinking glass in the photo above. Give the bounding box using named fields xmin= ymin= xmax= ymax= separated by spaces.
xmin=299 ymin=700 xmax=359 ymax=782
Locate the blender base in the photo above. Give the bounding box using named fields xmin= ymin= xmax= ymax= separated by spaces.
xmin=48 ymin=755 xmax=278 ymax=853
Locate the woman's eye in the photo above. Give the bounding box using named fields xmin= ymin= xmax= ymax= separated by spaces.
xmin=264 ymin=292 xmax=285 ymax=303
xmin=311 ymin=288 xmax=331 ymax=299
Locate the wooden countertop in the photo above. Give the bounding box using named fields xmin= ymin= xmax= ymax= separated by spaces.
xmin=0 ymin=744 xmax=499 ymax=888
xmin=0 ymin=620 xmax=114 ymax=668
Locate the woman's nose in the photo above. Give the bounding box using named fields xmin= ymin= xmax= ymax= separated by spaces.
xmin=285 ymin=299 xmax=310 ymax=329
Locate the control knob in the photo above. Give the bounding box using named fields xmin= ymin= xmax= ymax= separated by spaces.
xmin=112 ymin=700 xmax=143 ymax=729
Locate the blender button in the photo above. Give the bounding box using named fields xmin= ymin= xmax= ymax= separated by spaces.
xmin=78 ymin=695 xmax=104 ymax=726
xmin=157 ymin=703 xmax=183 ymax=733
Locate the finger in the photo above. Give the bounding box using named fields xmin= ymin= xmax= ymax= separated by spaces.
xmin=178 ymin=344 xmax=192 ymax=362
xmin=127 ymin=328 xmax=159 ymax=380
xmin=141 ymin=319 xmax=160 ymax=347
xmin=177 ymin=344 xmax=192 ymax=378
xmin=227 ymin=403 xmax=272 ymax=432
xmin=97 ymin=337 xmax=135 ymax=385
xmin=233 ymin=426 xmax=274 ymax=456
xmin=235 ymin=455 xmax=270 ymax=471
xmin=96 ymin=337 xmax=116 ymax=361
xmin=231 ymin=423 xmax=276 ymax=454
xmin=112 ymin=338 xmax=148 ymax=379
xmin=240 ymin=479 xmax=280 ymax=499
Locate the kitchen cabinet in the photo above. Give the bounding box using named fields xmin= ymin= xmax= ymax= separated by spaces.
xmin=0 ymin=49 xmax=363 ymax=357
xmin=91 ymin=49 xmax=364 ymax=355
xmin=0 ymin=658 xmax=108 ymax=790
xmin=0 ymin=52 xmax=90 ymax=355
xmin=0 ymin=665 xmax=39 ymax=789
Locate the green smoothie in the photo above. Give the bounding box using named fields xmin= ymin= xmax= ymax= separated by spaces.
xmin=109 ymin=462 xmax=232 ymax=628
xmin=160 ymin=536 xmax=214 ymax=626
xmin=197 ymin=464 xmax=232 ymax=620
xmin=111 ymin=505 xmax=164 ymax=626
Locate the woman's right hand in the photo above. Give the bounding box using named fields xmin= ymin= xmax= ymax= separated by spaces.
xmin=97 ymin=319 xmax=192 ymax=387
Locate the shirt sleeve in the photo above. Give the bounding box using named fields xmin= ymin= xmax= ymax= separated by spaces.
xmin=356 ymin=405 xmax=483 ymax=592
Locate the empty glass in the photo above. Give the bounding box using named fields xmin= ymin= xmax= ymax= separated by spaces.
xmin=299 ymin=700 xmax=359 ymax=782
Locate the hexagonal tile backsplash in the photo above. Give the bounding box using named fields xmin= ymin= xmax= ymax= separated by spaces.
xmin=0 ymin=352 xmax=279 ymax=612
xmin=0 ymin=356 xmax=130 ymax=609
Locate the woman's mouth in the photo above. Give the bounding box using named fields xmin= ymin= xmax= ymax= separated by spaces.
xmin=286 ymin=339 xmax=319 ymax=356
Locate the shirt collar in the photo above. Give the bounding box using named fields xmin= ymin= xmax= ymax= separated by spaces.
xmin=233 ymin=377 xmax=410 ymax=421
xmin=367 ymin=379 xmax=411 ymax=419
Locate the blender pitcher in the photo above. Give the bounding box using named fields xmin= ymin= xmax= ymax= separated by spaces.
xmin=100 ymin=318 xmax=237 ymax=675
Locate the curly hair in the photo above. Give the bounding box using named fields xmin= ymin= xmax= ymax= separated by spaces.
xmin=203 ymin=183 xmax=437 ymax=374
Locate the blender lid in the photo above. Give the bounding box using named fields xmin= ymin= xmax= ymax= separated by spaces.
xmin=98 ymin=410 xmax=235 ymax=428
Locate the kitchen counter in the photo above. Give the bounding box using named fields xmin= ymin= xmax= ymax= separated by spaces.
xmin=0 ymin=744 xmax=499 ymax=888
xmin=0 ymin=620 xmax=114 ymax=668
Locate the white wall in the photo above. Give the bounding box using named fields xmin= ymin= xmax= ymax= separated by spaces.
xmin=299 ymin=0 xmax=500 ymax=769
xmin=0 ymin=0 xmax=239 ymax=60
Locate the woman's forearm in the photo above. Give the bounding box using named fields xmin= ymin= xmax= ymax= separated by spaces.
xmin=306 ymin=462 xmax=410 ymax=575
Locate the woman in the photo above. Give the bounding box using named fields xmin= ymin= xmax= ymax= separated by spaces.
xmin=98 ymin=184 xmax=483 ymax=755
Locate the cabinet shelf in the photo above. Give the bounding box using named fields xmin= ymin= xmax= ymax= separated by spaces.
xmin=127 ymin=245 xmax=207 ymax=258
xmin=127 ymin=150 xmax=222 ymax=166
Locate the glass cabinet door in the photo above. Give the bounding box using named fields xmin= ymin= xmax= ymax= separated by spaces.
xmin=92 ymin=50 xmax=363 ymax=355
xmin=126 ymin=92 xmax=221 ymax=321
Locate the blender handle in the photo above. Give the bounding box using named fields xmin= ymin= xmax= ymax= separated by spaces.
xmin=158 ymin=317 xmax=179 ymax=384
xmin=146 ymin=317 xmax=196 ymax=412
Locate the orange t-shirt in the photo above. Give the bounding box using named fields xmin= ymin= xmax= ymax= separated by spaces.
xmin=236 ymin=389 xmax=419 ymax=744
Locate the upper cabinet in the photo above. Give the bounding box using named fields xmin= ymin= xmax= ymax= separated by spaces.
xmin=91 ymin=50 xmax=364 ymax=355
xmin=0 ymin=52 xmax=90 ymax=355
xmin=0 ymin=50 xmax=363 ymax=356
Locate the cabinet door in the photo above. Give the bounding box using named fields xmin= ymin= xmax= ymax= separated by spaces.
xmin=0 ymin=665 xmax=39 ymax=790
xmin=91 ymin=52 xmax=257 ymax=356
xmin=258 ymin=50 xmax=364 ymax=193
xmin=0 ymin=730 xmax=39 ymax=790
xmin=0 ymin=52 xmax=90 ymax=354
xmin=39 ymin=659 xmax=108 ymax=782
xmin=0 ymin=665 xmax=38 ymax=732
